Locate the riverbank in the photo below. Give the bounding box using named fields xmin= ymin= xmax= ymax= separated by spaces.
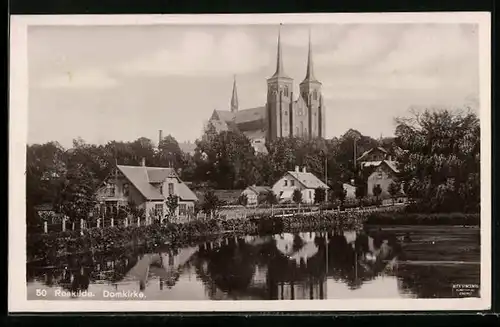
xmin=365 ymin=212 xmax=480 ymax=226
xmin=27 ymin=209 xmax=479 ymax=263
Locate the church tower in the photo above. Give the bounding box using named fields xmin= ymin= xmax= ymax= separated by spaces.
xmin=266 ymin=24 xmax=294 ymax=141
xmin=230 ymin=75 xmax=239 ymax=113
xmin=299 ymin=30 xmax=324 ymax=139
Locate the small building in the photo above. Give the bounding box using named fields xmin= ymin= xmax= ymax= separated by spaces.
xmin=241 ymin=185 xmax=272 ymax=206
xmin=357 ymin=146 xmax=394 ymax=166
xmin=272 ymin=166 xmax=329 ymax=204
xmin=366 ymin=160 xmax=401 ymax=199
xmin=96 ymin=158 xmax=198 ymax=220
xmin=342 ymin=182 xmax=357 ymax=199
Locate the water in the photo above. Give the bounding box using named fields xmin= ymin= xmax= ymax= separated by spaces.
xmin=26 ymin=225 xmax=480 ymax=300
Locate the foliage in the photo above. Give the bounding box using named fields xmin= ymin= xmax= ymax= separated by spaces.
xmin=355 ymin=183 xmax=365 ymax=203
xmin=388 ymin=181 xmax=401 ymax=205
xmin=238 ymin=193 xmax=249 ymax=207
xmin=201 ymin=189 xmax=224 ymax=217
xmin=331 ymin=182 xmax=347 ymax=205
xmin=372 ymin=184 xmax=382 ymax=202
xmin=314 ymin=187 xmax=326 ymax=204
xmin=365 ymin=212 xmax=479 ymax=226
xmin=292 ymin=189 xmax=303 ymax=204
xmin=264 ymin=191 xmax=278 ymax=205
xmin=165 ymin=194 xmax=180 ymax=221
xmin=394 ymin=109 xmax=480 ymax=213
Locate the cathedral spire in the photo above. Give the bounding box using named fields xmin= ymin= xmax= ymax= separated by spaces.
xmin=230 ymin=75 xmax=238 ymax=112
xmin=302 ymin=28 xmax=318 ymax=84
xmin=271 ymin=24 xmax=289 ymax=79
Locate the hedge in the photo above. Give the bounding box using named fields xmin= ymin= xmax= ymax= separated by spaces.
xmin=364 ymin=212 xmax=480 ymax=226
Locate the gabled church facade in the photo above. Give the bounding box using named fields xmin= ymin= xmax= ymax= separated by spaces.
xmin=207 ymin=26 xmax=326 ymax=153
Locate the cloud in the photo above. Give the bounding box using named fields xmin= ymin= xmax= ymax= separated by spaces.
xmin=371 ymin=24 xmax=477 ymax=75
xmin=315 ymin=25 xmax=403 ymax=67
xmin=37 ymin=69 xmax=118 ymax=89
xmin=118 ymin=30 xmax=270 ymax=77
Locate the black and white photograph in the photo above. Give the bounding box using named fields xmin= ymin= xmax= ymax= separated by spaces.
xmin=9 ymin=13 xmax=491 ymax=312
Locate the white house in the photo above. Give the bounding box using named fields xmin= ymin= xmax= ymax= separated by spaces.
xmin=241 ymin=185 xmax=272 ymax=206
xmin=272 ymin=166 xmax=329 ymax=204
xmin=365 ymin=160 xmax=400 ymax=198
xmin=342 ymin=182 xmax=357 ymax=199
xmin=96 ymin=158 xmax=198 ymax=221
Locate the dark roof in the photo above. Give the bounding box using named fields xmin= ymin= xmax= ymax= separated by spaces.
xmin=357 ymin=147 xmax=389 ymax=161
xmin=117 ymin=165 xmax=198 ymax=201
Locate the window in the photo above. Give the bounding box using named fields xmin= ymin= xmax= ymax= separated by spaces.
xmin=107 ymin=184 xmax=115 ymax=197
xmin=284 ymin=86 xmax=289 ymax=97
xmin=284 ymin=180 xmax=288 ymax=186
xmin=154 ymin=204 xmax=163 ymax=217
xmin=309 ymin=191 xmax=312 ymax=199
xmin=179 ymin=204 xmax=187 ymax=216
xmin=291 ymin=180 xmax=295 ymax=187
xmin=168 ymin=183 xmax=174 ymax=195
xmin=284 ymin=110 xmax=288 ymax=116
xmin=300 ymin=122 xmax=304 ymax=135
xmin=377 ymin=172 xmax=383 ymax=179
xmin=123 ymin=183 xmax=129 ymax=196
xmin=313 ymin=90 xmax=318 ymax=100
xmin=295 ymin=127 xmax=299 ymax=135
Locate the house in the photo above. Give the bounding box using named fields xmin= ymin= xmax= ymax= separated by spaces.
xmin=272 ymin=166 xmax=329 ymax=204
xmin=365 ymin=160 xmax=401 ymax=199
xmin=357 ymin=146 xmax=394 ymax=167
xmin=96 ymin=158 xmax=198 ymax=220
xmin=241 ymin=185 xmax=272 ymax=206
xmin=342 ymin=182 xmax=356 ymax=199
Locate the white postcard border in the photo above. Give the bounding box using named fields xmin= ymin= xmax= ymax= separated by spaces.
xmin=9 ymin=12 xmax=492 ymax=312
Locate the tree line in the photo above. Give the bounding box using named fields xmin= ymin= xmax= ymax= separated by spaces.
xmin=26 ymin=108 xmax=480 ymax=226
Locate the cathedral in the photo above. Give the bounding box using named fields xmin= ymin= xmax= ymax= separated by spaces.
xmin=207 ymin=26 xmax=325 ymax=153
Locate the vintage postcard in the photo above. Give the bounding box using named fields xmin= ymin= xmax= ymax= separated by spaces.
xmin=9 ymin=13 xmax=491 ymax=312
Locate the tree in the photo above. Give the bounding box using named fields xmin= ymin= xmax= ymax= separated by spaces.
xmin=202 ymin=189 xmax=224 ymax=218
xmin=355 ymin=183 xmax=365 ymax=207
xmin=314 ymin=187 xmax=326 ymax=204
xmin=265 ymin=191 xmax=278 ymax=205
xmin=395 ymin=109 xmax=479 ymax=213
xmin=165 ymin=194 xmax=179 ymax=223
xmin=332 ymin=183 xmax=347 ymax=207
xmin=195 ymin=130 xmax=257 ymax=189
xmin=372 ymin=184 xmax=382 ymax=204
xmin=292 ymin=189 xmax=303 ymax=205
xmin=388 ymin=180 xmax=401 ymax=206
xmin=157 ymin=135 xmax=184 ymax=169
xmin=238 ymin=193 xmax=248 ymax=207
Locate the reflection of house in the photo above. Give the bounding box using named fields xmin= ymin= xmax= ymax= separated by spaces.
xmin=272 ymin=166 xmax=329 ymax=204
xmin=95 ymin=158 xmax=198 ymax=219
xmin=241 ymin=185 xmax=272 ymax=206
xmin=206 ymin=28 xmax=325 ymax=151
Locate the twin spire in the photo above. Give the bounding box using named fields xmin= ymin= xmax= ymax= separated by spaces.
xmin=270 ymin=24 xmax=318 ymax=84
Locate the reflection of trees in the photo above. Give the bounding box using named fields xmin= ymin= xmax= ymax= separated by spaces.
xmin=196 ymin=237 xmax=257 ymax=298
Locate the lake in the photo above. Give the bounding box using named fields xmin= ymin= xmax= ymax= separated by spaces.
xmin=26 ymin=225 xmax=480 ymax=300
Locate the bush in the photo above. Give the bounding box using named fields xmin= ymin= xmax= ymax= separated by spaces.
xmin=365 ymin=212 xmax=480 ymax=226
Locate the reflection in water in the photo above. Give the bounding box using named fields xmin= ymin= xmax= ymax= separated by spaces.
xmin=27 ymin=226 xmax=480 ymax=300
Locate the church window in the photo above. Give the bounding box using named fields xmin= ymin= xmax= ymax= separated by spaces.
xmin=313 ymin=90 xmax=318 ymax=100
xmin=300 ymin=122 xmax=304 ymax=135
xmin=284 ymin=110 xmax=288 ymax=116
xmin=284 ymin=86 xmax=289 ymax=97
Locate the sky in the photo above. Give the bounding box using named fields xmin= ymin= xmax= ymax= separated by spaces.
xmin=27 ymin=23 xmax=479 ymax=149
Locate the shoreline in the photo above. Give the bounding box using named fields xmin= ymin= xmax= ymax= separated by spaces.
xmin=27 ymin=210 xmax=479 ymax=264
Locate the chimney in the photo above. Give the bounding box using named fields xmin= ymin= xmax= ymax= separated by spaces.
xmin=302 ymin=166 xmax=307 ymax=173
xmin=295 ymin=166 xmax=299 ymax=172
xmin=141 ymin=157 xmax=146 ymax=167
xmin=159 ymin=130 xmax=163 ymax=146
